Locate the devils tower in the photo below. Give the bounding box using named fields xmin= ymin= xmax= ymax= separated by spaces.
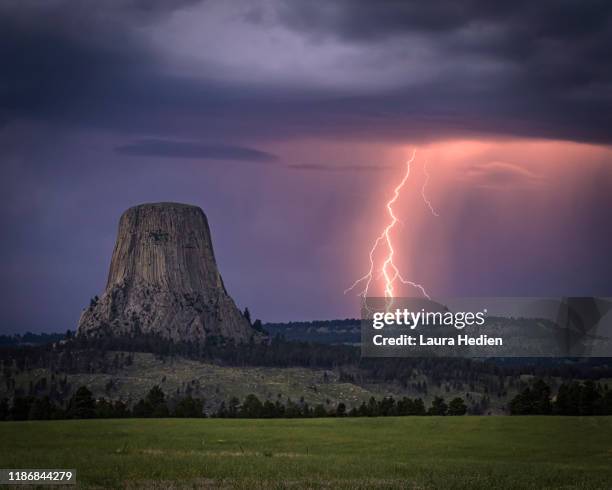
xmin=77 ymin=202 xmax=257 ymax=343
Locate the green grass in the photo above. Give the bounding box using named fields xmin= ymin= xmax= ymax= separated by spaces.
xmin=1 ymin=417 xmax=611 ymax=489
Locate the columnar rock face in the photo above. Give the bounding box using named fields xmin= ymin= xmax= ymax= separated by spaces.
xmin=77 ymin=202 xmax=257 ymax=343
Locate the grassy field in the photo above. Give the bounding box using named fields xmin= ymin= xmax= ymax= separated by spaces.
xmin=1 ymin=417 xmax=611 ymax=489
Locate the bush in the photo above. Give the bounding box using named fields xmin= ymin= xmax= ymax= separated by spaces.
xmin=428 ymin=396 xmax=448 ymax=416
xmin=67 ymin=386 xmax=95 ymax=419
xmin=448 ymin=397 xmax=467 ymax=416
xmin=174 ymin=396 xmax=204 ymax=418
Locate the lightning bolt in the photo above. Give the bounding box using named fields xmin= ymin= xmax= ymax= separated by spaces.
xmin=422 ymin=160 xmax=439 ymax=217
xmin=345 ymin=150 xmax=436 ymax=305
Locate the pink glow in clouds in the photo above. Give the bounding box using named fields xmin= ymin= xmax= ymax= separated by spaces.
xmin=341 ymin=138 xmax=612 ymax=302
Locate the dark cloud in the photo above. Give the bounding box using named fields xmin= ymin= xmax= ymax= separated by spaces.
xmin=115 ymin=139 xmax=278 ymax=162
xmin=0 ymin=1 xmax=233 ymax=135
xmin=276 ymin=0 xmax=612 ymax=143
xmin=277 ymin=0 xmax=611 ymax=42
xmin=0 ymin=2 xmax=157 ymax=122
xmin=0 ymin=0 xmax=611 ymax=144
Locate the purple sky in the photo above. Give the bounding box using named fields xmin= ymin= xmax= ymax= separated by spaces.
xmin=1 ymin=1 xmax=611 ymax=333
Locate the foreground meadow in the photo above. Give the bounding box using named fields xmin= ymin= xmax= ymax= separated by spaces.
xmin=0 ymin=417 xmax=611 ymax=489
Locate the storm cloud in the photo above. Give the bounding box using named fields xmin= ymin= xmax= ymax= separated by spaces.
xmin=0 ymin=0 xmax=611 ymax=144
xmin=115 ymin=139 xmax=278 ymax=162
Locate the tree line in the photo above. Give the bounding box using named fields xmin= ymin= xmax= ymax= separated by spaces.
xmin=214 ymin=394 xmax=467 ymax=418
xmin=509 ymin=379 xmax=612 ymax=415
xmin=0 ymin=385 xmax=204 ymax=421
xmin=0 ymin=385 xmax=468 ymax=420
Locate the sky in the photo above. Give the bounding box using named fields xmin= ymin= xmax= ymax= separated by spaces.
xmin=1 ymin=0 xmax=611 ymax=333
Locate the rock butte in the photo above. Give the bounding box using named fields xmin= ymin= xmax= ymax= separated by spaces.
xmin=77 ymin=202 xmax=259 ymax=343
